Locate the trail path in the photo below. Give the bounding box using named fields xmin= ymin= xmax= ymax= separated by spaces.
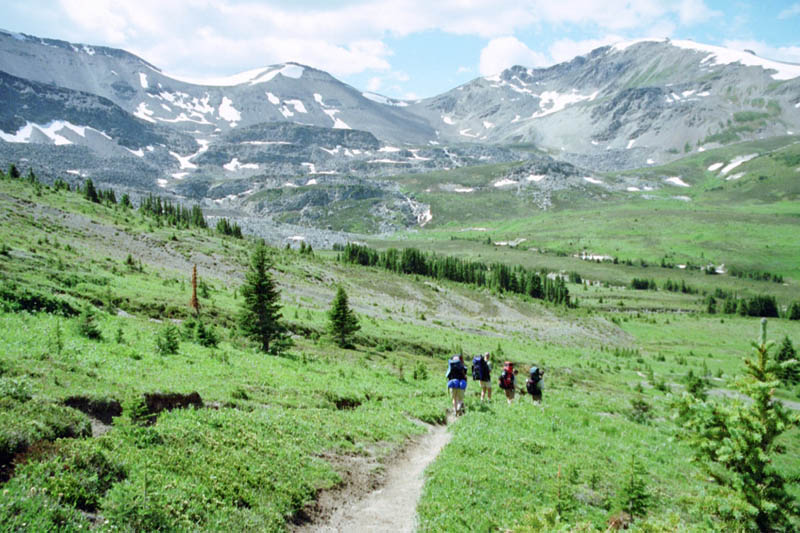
xmin=294 ymin=422 xmax=451 ymax=533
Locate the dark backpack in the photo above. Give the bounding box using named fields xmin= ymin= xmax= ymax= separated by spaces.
xmin=499 ymin=369 xmax=513 ymax=390
xmin=471 ymin=356 xmax=490 ymax=381
xmin=526 ymin=367 xmax=542 ymax=394
xmin=447 ymin=357 xmax=466 ymax=380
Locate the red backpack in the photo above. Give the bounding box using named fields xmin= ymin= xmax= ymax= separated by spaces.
xmin=499 ymin=362 xmax=514 ymax=389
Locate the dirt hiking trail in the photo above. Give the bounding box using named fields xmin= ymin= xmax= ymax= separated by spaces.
xmin=293 ymin=421 xmax=451 ymax=533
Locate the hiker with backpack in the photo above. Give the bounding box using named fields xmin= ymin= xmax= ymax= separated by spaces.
xmin=498 ymin=361 xmax=517 ymax=404
xmin=471 ymin=352 xmax=492 ymax=401
xmin=526 ymin=366 xmax=544 ymax=404
xmin=446 ymin=354 xmax=468 ymax=415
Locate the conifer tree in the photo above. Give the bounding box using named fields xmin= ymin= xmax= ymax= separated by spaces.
xmin=676 ymin=319 xmax=799 ymax=531
xmin=8 ymin=164 xmax=20 ymax=179
xmin=238 ymin=243 xmax=286 ymax=353
xmin=328 ymin=286 xmax=360 ymax=348
xmin=774 ymin=335 xmax=799 ymax=385
xmin=84 ymin=179 xmax=99 ymax=203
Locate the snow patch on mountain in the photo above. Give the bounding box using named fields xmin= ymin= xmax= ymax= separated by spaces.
xmin=584 ymin=177 xmax=603 ymax=184
xmin=721 ymin=154 xmax=758 ymax=174
xmin=134 ymin=102 xmax=156 ymax=123
xmin=251 ymin=64 xmax=305 ymax=84
xmin=162 ymin=63 xmax=304 ymax=87
xmin=224 ymin=158 xmax=259 ymax=171
xmin=322 ymin=108 xmax=350 ymax=129
xmin=0 ymin=120 xmax=108 ymax=145
xmin=670 ymin=40 xmax=800 ymax=80
xmin=285 ymin=99 xmax=307 ymax=113
xmin=611 ymin=38 xmax=667 ymax=52
xmin=494 ymin=178 xmax=516 ymax=187
xmin=708 ymin=162 xmax=724 ymax=171
xmin=362 ymin=92 xmax=409 ymax=107
xmin=127 ymin=147 xmax=144 ymax=157
xmin=266 ymin=92 xmax=280 ymax=105
xmin=138 ymin=72 xmax=148 ymax=89
xmin=531 ymin=90 xmax=599 ymax=118
xmin=218 ymin=97 xmax=241 ymax=126
xmin=665 ymin=176 xmax=690 ymax=187
xmin=527 ymin=174 xmax=546 ymax=182
xmin=442 ymin=115 xmax=456 ymax=125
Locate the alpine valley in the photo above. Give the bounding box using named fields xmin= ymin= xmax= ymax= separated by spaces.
xmin=2 ymin=29 xmax=799 ymax=242
xmin=2 ymin=25 xmax=800 ymax=533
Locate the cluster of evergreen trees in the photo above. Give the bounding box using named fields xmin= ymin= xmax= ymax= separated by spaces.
xmin=215 ymin=218 xmax=243 ymax=239
xmin=729 ymin=266 xmax=784 ymax=283
xmin=83 ymin=178 xmax=121 ymax=205
xmin=337 ymin=243 xmax=571 ymax=306
xmin=139 ymin=194 xmax=207 ymax=229
xmin=630 ymin=278 xmax=658 ymax=290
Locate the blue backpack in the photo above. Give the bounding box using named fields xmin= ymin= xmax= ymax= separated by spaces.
xmin=472 ymin=356 xmax=490 ymax=381
xmin=447 ymin=356 xmax=466 ymax=380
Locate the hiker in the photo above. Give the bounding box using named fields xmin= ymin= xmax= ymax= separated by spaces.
xmin=526 ymin=366 xmax=544 ymax=404
xmin=446 ymin=354 xmax=468 ymax=415
xmin=498 ymin=361 xmax=517 ymax=404
xmin=471 ymin=352 xmax=492 ymax=401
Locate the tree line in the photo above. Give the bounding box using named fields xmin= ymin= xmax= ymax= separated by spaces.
xmin=336 ymin=243 xmax=571 ymax=306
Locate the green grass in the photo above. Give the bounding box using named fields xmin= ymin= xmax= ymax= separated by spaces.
xmin=1 ymin=173 xmax=799 ymax=531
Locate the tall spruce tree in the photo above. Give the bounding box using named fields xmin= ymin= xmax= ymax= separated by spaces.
xmin=84 ymin=178 xmax=99 ymax=203
xmin=238 ymin=243 xmax=286 ymax=353
xmin=328 ymin=286 xmax=360 ymax=348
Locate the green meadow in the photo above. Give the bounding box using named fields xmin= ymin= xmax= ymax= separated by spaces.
xmin=1 ymin=159 xmax=799 ymax=532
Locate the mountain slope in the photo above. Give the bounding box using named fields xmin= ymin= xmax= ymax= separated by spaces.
xmin=407 ymin=39 xmax=800 ymax=168
xmin=0 ymin=29 xmax=435 ymax=145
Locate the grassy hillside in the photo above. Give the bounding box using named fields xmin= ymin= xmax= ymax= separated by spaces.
xmin=1 ymin=173 xmax=799 ymax=531
xmin=375 ymin=137 xmax=800 ymax=282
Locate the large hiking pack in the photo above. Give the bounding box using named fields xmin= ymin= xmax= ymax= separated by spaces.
xmin=446 ymin=356 xmax=466 ymax=381
xmin=526 ymin=366 xmax=542 ymax=395
xmin=471 ymin=356 xmax=490 ymax=381
xmin=498 ymin=362 xmax=514 ymax=390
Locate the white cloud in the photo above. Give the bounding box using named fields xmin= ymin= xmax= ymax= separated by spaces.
xmin=778 ymin=3 xmax=800 ymax=19
xmin=549 ymin=36 xmax=624 ymax=64
xmin=479 ymin=36 xmax=549 ymax=76
xmin=722 ymin=39 xmax=800 ymax=65
xmin=676 ymin=0 xmax=721 ymax=24
xmin=41 ymin=0 xmax=727 ymax=89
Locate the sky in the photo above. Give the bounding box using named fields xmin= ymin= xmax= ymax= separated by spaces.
xmin=4 ymin=0 xmax=800 ymax=99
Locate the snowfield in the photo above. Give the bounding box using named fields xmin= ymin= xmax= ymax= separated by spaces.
xmin=218 ymin=97 xmax=241 ymax=126
xmin=721 ymin=154 xmax=758 ymax=175
xmin=666 ymin=176 xmax=690 ymax=187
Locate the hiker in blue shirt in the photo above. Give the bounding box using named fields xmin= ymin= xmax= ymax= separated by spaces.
xmin=446 ymin=355 xmax=467 ymax=415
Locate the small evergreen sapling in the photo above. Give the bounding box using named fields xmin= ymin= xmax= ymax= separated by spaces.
xmin=773 ymin=335 xmax=798 ymax=385
xmin=676 ymin=319 xmax=799 ymax=531
xmin=327 ymin=286 xmax=360 ymax=348
xmin=77 ymin=306 xmax=102 ymax=340
xmin=155 ymin=324 xmax=180 ymax=355
xmin=617 ymin=453 xmax=650 ymax=518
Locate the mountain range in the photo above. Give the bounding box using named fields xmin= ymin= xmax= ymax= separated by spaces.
xmin=2 ymin=29 xmax=799 ymax=240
